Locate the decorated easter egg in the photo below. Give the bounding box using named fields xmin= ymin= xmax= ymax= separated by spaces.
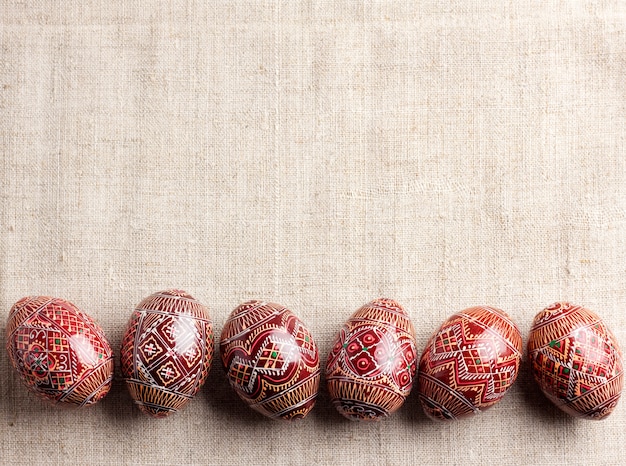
xmin=527 ymin=302 xmax=624 ymax=420
xmin=326 ymin=298 xmax=418 ymax=421
xmin=120 ymin=290 xmax=214 ymax=418
xmin=418 ymin=306 xmax=523 ymax=420
xmin=6 ymin=296 xmax=114 ymax=407
xmin=220 ymin=300 xmax=320 ymax=420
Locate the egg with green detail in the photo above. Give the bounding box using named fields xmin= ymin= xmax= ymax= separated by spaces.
xmin=528 ymin=302 xmax=624 ymax=419
xmin=6 ymin=296 xmax=114 ymax=407
xmin=220 ymin=300 xmax=320 ymax=420
xmin=418 ymin=306 xmax=523 ymax=420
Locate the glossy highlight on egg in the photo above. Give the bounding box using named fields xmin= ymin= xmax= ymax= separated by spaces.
xmin=527 ymin=302 xmax=624 ymax=420
xmin=6 ymin=296 xmax=114 ymax=407
xmin=120 ymin=289 xmax=214 ymax=418
xmin=220 ymin=300 xmax=320 ymax=420
xmin=326 ymin=298 xmax=418 ymax=421
xmin=418 ymin=306 xmax=523 ymax=421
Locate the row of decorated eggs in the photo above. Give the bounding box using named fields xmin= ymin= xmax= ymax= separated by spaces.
xmin=5 ymin=292 xmax=624 ymax=421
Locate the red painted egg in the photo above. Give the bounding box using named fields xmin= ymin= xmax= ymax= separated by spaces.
xmin=418 ymin=306 xmax=522 ymax=420
xmin=528 ymin=302 xmax=624 ymax=420
xmin=6 ymin=296 xmax=114 ymax=407
xmin=220 ymin=300 xmax=320 ymax=420
xmin=120 ymin=290 xmax=214 ymax=418
xmin=326 ymin=298 xmax=418 ymax=421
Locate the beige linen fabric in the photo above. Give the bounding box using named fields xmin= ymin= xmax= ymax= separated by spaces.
xmin=2 ymin=1 xmax=626 ymax=464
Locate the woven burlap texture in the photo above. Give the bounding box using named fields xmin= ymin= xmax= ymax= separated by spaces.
xmin=1 ymin=1 xmax=626 ymax=465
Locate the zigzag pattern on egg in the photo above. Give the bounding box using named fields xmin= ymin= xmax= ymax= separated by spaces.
xmin=220 ymin=300 xmax=320 ymax=420
xmin=418 ymin=306 xmax=523 ymax=421
xmin=528 ymin=302 xmax=624 ymax=420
